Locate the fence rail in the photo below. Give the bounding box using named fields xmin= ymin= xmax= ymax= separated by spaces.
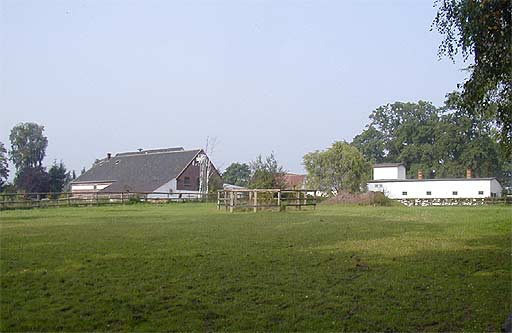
xmin=0 ymin=191 xmax=216 ymax=211
xmin=217 ymin=189 xmax=317 ymax=212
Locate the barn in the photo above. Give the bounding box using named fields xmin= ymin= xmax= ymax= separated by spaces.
xmin=71 ymin=147 xmax=221 ymax=198
xmin=368 ymin=163 xmax=502 ymax=199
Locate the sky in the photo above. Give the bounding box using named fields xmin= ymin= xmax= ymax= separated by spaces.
xmin=1 ymin=0 xmax=469 ymax=178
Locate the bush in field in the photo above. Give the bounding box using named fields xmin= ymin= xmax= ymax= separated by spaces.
xmin=304 ymin=141 xmax=369 ymax=195
xmin=249 ymin=153 xmax=286 ymax=189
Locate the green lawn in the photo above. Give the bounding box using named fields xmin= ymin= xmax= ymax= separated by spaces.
xmin=1 ymin=203 xmax=510 ymax=332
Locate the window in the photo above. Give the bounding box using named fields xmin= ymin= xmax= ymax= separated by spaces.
xmin=491 ymin=192 xmax=497 ymax=198
xmin=402 ymin=191 xmax=407 ymax=196
xmin=184 ymin=177 xmax=191 ymax=186
xmin=426 ymin=191 xmax=431 ymax=195
xmin=478 ymin=191 xmax=484 ymax=195
xmin=452 ymin=191 xmax=458 ymax=195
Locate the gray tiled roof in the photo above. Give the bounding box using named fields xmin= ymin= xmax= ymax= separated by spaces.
xmin=72 ymin=149 xmax=201 ymax=192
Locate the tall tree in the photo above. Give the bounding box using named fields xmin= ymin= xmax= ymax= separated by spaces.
xmin=352 ymin=101 xmax=440 ymax=178
xmin=304 ymin=141 xmax=369 ymax=195
xmin=249 ymin=153 xmax=286 ymax=189
xmin=433 ymin=0 xmax=512 ymax=156
xmin=222 ymin=162 xmax=251 ymax=187
xmin=0 ymin=142 xmax=9 ymax=191
xmin=48 ymin=161 xmax=68 ymax=194
xmin=9 ymin=122 xmax=48 ymax=170
xmin=14 ymin=166 xmax=50 ymax=194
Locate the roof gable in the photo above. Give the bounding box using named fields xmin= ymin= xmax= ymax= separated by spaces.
xmin=73 ymin=149 xmax=201 ymax=192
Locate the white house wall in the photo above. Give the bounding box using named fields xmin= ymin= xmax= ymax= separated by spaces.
xmin=373 ymin=166 xmax=406 ymax=180
xmin=369 ymin=179 xmax=495 ymax=199
xmin=397 ymin=166 xmax=406 ymax=179
xmin=150 ymin=179 xmax=177 ymax=198
xmin=149 ymin=179 xmax=203 ymax=199
xmin=71 ymin=183 xmax=112 ymax=192
xmin=490 ymin=179 xmax=503 ymax=197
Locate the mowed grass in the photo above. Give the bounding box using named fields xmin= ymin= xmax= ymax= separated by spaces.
xmin=0 ymin=203 xmax=510 ymax=332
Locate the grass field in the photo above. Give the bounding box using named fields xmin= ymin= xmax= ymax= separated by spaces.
xmin=1 ymin=203 xmax=510 ymax=331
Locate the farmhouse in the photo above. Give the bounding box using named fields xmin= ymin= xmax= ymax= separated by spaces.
xmin=71 ymin=147 xmax=220 ymax=198
xmin=368 ymin=163 xmax=502 ymax=199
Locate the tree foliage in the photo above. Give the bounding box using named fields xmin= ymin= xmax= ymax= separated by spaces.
xmin=248 ymin=154 xmax=286 ymax=189
xmin=433 ymin=0 xmax=512 ymax=156
xmin=0 ymin=142 xmax=9 ymax=191
xmin=352 ymin=99 xmax=508 ymax=186
xmin=48 ymin=161 xmax=69 ymax=194
xmin=14 ymin=166 xmax=51 ymax=194
xmin=303 ymin=141 xmax=369 ymax=195
xmin=222 ymin=162 xmax=251 ymax=187
xmin=9 ymin=122 xmax=48 ymax=170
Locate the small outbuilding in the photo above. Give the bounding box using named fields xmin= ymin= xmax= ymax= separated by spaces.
xmin=368 ymin=163 xmax=502 ymax=199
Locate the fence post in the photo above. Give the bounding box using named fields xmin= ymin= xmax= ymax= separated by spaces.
xmin=217 ymin=191 xmax=221 ymax=210
xmin=229 ymin=191 xmax=234 ymax=213
xmin=253 ymin=191 xmax=257 ymax=213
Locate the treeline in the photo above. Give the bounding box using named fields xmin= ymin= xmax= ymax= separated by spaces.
xmin=222 ymin=153 xmax=287 ymax=189
xmin=0 ymin=123 xmax=78 ymax=194
xmin=302 ymin=94 xmax=510 ymax=195
xmin=352 ymin=94 xmax=510 ymax=185
xmin=223 ymin=94 xmax=510 ymax=196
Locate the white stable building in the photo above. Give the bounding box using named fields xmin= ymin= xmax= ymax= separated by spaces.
xmin=368 ymin=163 xmax=502 ymax=199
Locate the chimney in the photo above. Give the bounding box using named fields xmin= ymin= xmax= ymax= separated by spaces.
xmin=466 ymin=168 xmax=472 ymax=179
xmin=107 ymin=153 xmax=111 ymax=160
xmin=417 ymin=169 xmax=424 ymax=180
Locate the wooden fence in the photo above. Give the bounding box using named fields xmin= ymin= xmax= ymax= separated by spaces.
xmin=217 ymin=189 xmax=317 ymax=212
xmin=0 ymin=191 xmax=216 ymax=211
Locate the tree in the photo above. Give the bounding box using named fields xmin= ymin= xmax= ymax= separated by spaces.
xmin=303 ymin=142 xmax=369 ymax=195
xmin=14 ymin=166 xmax=50 ymax=194
xmin=222 ymin=163 xmax=251 ymax=186
xmin=249 ymin=153 xmax=286 ymax=189
xmin=9 ymin=122 xmax=48 ymax=170
xmin=0 ymin=142 xmax=9 ymax=191
xmin=48 ymin=161 xmax=68 ymax=194
xmin=352 ymin=101 xmax=440 ymax=177
xmin=433 ymin=0 xmax=512 ymax=156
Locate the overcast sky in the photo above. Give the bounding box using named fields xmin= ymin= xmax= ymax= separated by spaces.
xmin=1 ymin=0 xmax=468 ymax=177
